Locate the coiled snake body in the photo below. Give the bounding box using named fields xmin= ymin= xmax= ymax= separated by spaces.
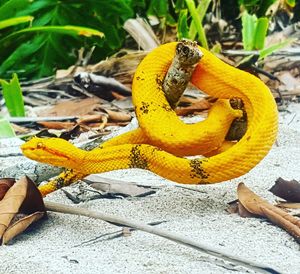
xmin=21 ymin=42 xmax=278 ymax=195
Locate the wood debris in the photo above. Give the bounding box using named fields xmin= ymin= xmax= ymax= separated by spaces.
xmin=237 ymin=183 xmax=300 ymax=243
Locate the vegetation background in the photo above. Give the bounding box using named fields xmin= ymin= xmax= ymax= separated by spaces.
xmin=0 ymin=0 xmax=298 ymax=80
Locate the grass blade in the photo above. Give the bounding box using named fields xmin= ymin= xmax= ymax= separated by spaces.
xmin=254 ymin=17 xmax=268 ymax=50
xmin=1 ymin=25 xmax=104 ymax=43
xmin=0 ymin=73 xmax=25 ymax=117
xmin=177 ymin=9 xmax=189 ymax=39
xmin=0 ymin=16 xmax=33 ymax=30
xmin=259 ymin=38 xmax=296 ymax=59
xmin=188 ymin=0 xmax=211 ymax=40
xmin=242 ymin=11 xmax=257 ymax=50
xmin=185 ymin=0 xmax=208 ymax=49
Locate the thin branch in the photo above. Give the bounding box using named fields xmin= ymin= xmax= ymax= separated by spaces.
xmin=45 ymin=201 xmax=280 ymax=274
xmin=8 ymin=116 xmax=77 ymax=123
xmin=222 ymin=48 xmax=300 ymax=57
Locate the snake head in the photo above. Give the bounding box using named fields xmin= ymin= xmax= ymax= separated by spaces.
xmin=21 ymin=137 xmax=82 ymax=169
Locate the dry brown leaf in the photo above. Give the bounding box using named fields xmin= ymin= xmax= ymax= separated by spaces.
xmin=2 ymin=212 xmax=44 ymax=245
xmin=77 ymin=114 xmax=108 ymax=124
xmin=99 ymin=108 xmax=132 ymax=122
xmin=0 ymin=178 xmax=15 ymax=200
xmin=175 ymin=99 xmax=211 ymax=116
xmin=237 ymin=183 xmax=300 ymax=242
xmin=84 ymin=175 xmax=157 ymax=198
xmin=37 ymin=121 xmax=76 ymax=130
xmin=277 ymin=202 xmax=300 ymax=209
xmin=227 ymin=198 xmax=255 ymax=217
xmin=237 ymin=202 xmax=255 ymax=218
xmin=11 ymin=123 xmax=30 ymax=134
xmin=270 ymin=178 xmax=300 ymax=202
xmin=261 ymin=207 xmax=300 ymax=243
xmin=38 ymin=97 xmax=103 ymax=117
xmin=0 ymin=179 xmax=28 ymax=237
xmin=0 ymin=177 xmax=46 ymax=245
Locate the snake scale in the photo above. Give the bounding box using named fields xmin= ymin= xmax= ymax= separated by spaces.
xmin=21 ymin=42 xmax=278 ymax=196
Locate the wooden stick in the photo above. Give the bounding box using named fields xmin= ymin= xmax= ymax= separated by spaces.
xmin=45 ymin=201 xmax=280 ymax=274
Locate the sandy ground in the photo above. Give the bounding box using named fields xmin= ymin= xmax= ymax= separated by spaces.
xmin=0 ymin=103 xmax=300 ymax=274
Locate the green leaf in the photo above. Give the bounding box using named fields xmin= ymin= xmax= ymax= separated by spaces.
xmin=185 ymin=0 xmax=208 ymax=49
xmin=177 ymin=9 xmax=189 ymax=40
xmin=189 ymin=0 xmax=211 ymax=41
xmin=175 ymin=0 xmax=186 ymax=12
xmin=0 ymin=1 xmax=138 ymax=79
xmin=2 ymin=25 xmax=104 ymax=41
xmin=0 ymin=35 xmax=45 ymax=75
xmin=259 ymin=38 xmax=296 ymax=59
xmin=166 ymin=14 xmax=177 ymax=27
xmin=0 ymin=16 xmax=33 ymax=30
xmin=0 ymin=116 xmax=15 ymax=138
xmin=0 ymin=0 xmax=31 ymax=20
xmin=147 ymin=0 xmax=168 ymax=17
xmin=253 ymin=17 xmax=268 ymax=50
xmin=242 ymin=11 xmax=257 ymax=50
xmin=0 ymin=73 xmax=25 ymax=117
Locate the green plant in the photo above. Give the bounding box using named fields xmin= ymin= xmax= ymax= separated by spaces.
xmin=0 ymin=116 xmax=15 ymax=138
xmin=242 ymin=11 xmax=269 ymax=50
xmin=145 ymin=0 xmax=210 ymax=49
xmin=241 ymin=9 xmax=295 ymax=59
xmin=184 ymin=0 xmax=210 ymax=49
xmin=0 ymin=0 xmax=142 ymax=80
xmin=0 ymin=73 xmax=25 ymax=117
xmin=239 ymin=0 xmax=296 ymax=17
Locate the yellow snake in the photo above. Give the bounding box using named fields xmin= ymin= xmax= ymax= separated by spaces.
xmin=21 ymin=42 xmax=278 ymax=195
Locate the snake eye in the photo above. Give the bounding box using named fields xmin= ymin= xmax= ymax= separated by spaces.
xmin=36 ymin=142 xmax=44 ymax=149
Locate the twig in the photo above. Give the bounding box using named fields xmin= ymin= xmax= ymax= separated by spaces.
xmin=73 ymin=220 xmax=167 ymax=247
xmin=8 ymin=116 xmax=77 ymax=123
xmin=45 ymin=201 xmax=280 ymax=274
xmin=222 ymin=48 xmax=300 ymax=57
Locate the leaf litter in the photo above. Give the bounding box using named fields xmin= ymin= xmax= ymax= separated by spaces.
xmin=0 ymin=176 xmax=46 ymax=245
xmin=234 ymin=183 xmax=300 ymax=243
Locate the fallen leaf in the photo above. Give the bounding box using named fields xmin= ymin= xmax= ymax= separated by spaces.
xmin=261 ymin=207 xmax=300 ymax=243
xmin=2 ymin=212 xmax=44 ymax=245
xmin=277 ymin=202 xmax=300 ymax=209
xmin=37 ymin=121 xmax=76 ymax=130
xmin=77 ymin=114 xmax=108 ymax=125
xmin=38 ymin=97 xmax=104 ymax=117
xmin=98 ymin=108 xmax=131 ymax=122
xmin=84 ymin=175 xmax=157 ymax=198
xmin=0 ymin=176 xmax=46 ymax=245
xmin=175 ymin=98 xmax=211 ymax=116
xmin=238 ymin=202 xmax=255 ymax=218
xmin=270 ymin=178 xmax=300 ymax=202
xmin=227 ymin=198 xmax=255 ymax=217
xmin=237 ymin=183 xmax=300 ymax=242
xmin=0 ymin=178 xmax=15 ymax=200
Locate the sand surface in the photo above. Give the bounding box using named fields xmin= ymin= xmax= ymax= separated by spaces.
xmin=1 ymin=103 xmax=300 ymax=274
